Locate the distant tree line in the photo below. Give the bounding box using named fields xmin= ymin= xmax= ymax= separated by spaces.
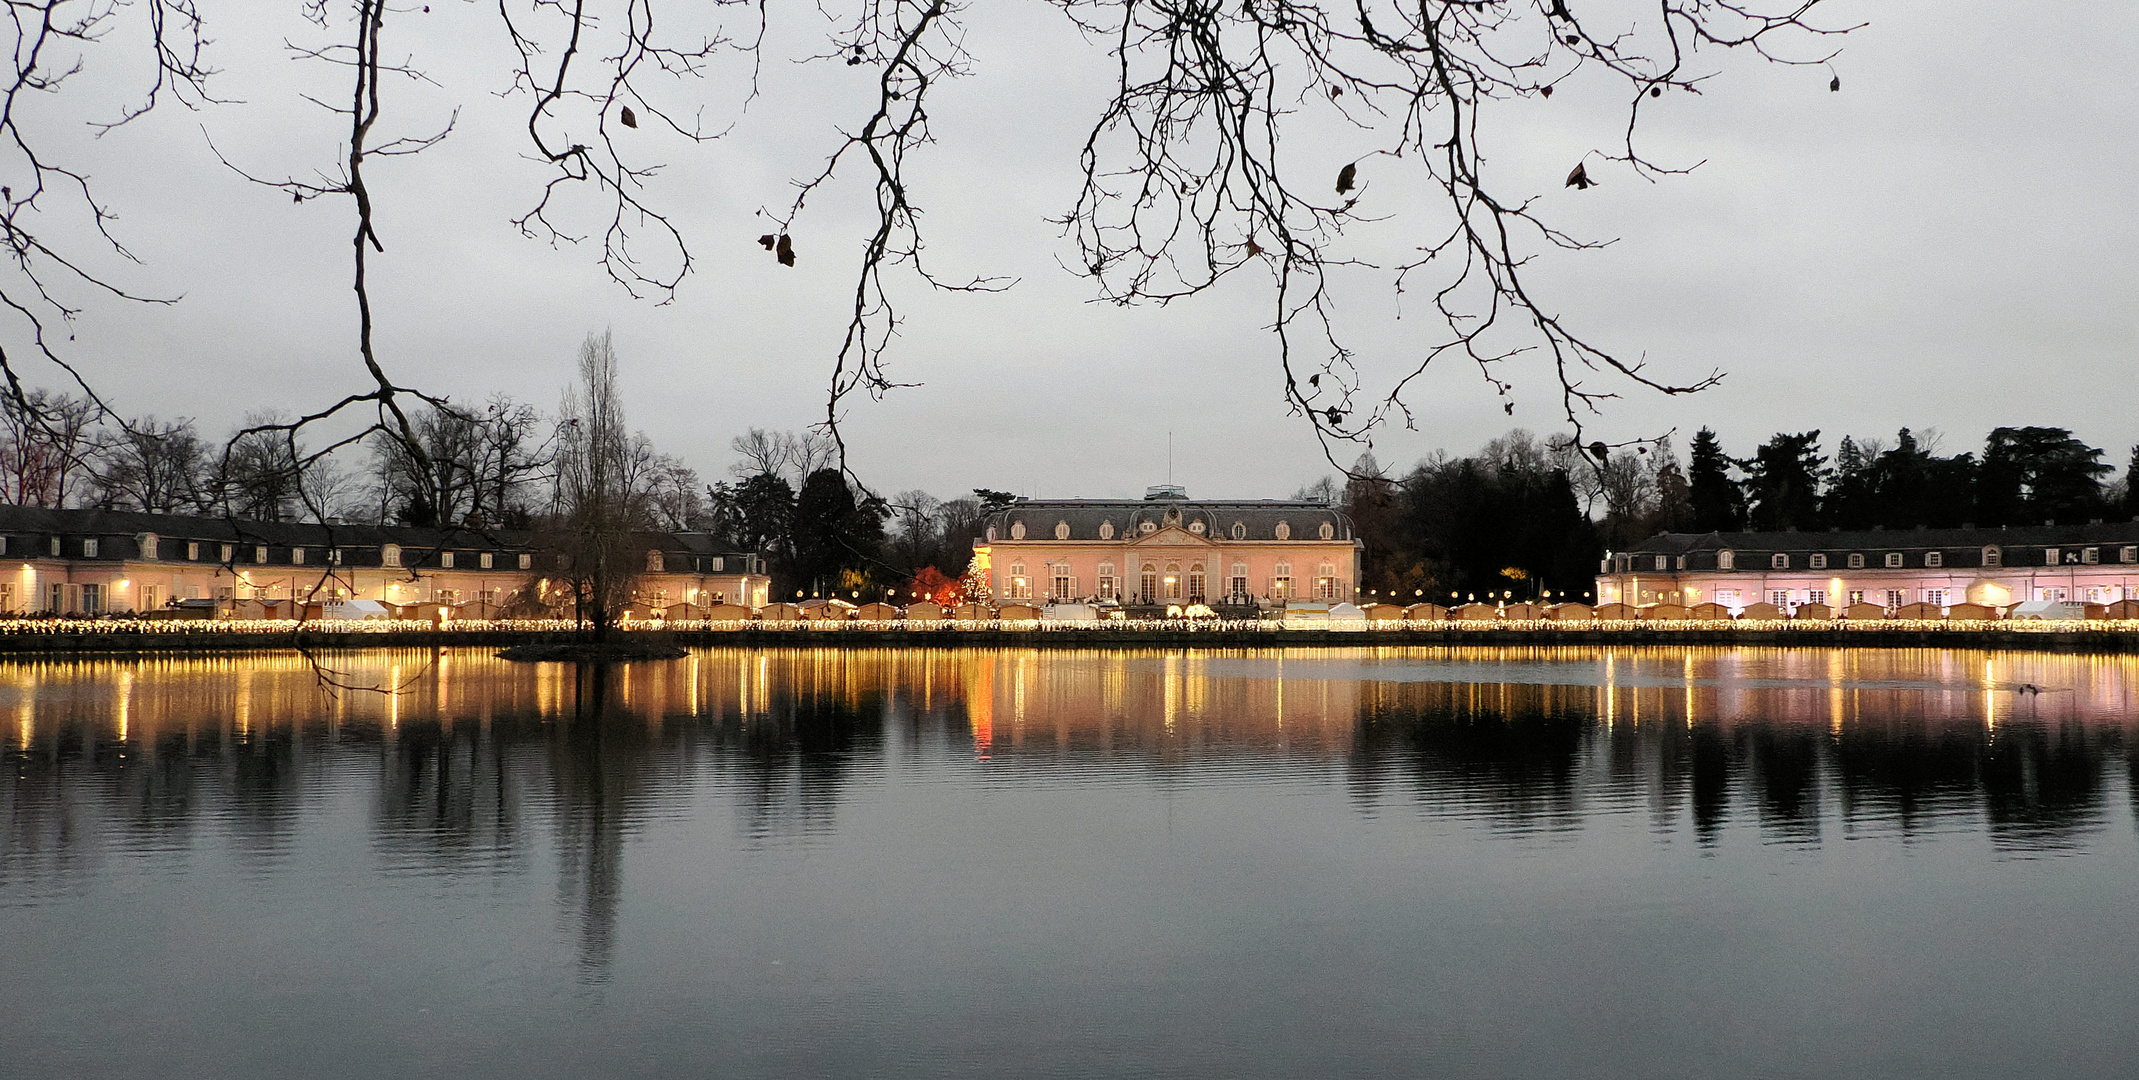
xmin=1323 ymin=425 xmax=2136 ymax=605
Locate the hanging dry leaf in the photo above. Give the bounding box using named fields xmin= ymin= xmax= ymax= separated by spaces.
xmin=1565 ymin=162 xmax=1595 ymax=190
xmin=1336 ymin=162 xmax=1357 ymax=194
xmin=776 ymin=234 xmax=795 ymax=266
xmin=758 ymin=234 xmax=778 ymax=251
xmin=620 ymin=106 xmax=638 ymax=129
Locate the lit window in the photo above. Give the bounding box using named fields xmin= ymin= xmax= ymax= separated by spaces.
xmin=1097 ymin=562 xmax=1116 ymax=598
xmin=1139 ymin=564 xmax=1156 ymax=603
xmin=1315 ymin=562 xmax=1336 ymax=600
xmin=188 ymin=541 xmax=200 ymax=561
xmin=1717 ymin=550 xmax=1734 ymax=570
xmin=255 ymin=546 xmax=267 ymax=563
xmin=291 ymin=548 xmax=305 ymax=565
xmin=1925 ymin=551 xmax=1942 ymax=568
xmin=1771 ymin=553 xmax=1788 ymax=569
xmin=1885 ymin=552 xmax=1903 ymax=568
xmin=1809 ymin=553 xmax=1827 ymax=569
xmin=1164 ymin=563 xmax=1182 ymax=600
xmin=1272 ymin=561 xmax=1292 ymax=599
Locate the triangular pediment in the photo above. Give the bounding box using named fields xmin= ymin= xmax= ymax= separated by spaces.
xmin=1128 ymin=525 xmax=1216 ymax=548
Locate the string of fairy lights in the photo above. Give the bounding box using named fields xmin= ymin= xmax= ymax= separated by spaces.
xmin=0 ymin=617 xmax=2131 ymax=636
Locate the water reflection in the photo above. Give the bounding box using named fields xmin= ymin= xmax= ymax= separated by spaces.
xmin=6 ymin=645 xmax=2138 ymax=907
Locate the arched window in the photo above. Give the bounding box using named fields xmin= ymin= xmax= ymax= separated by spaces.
xmin=1139 ymin=563 xmax=1157 ymax=603
xmin=1982 ymin=546 xmax=2001 ymax=567
xmin=1140 ymin=521 xmax=1156 ymax=534
xmin=1055 ymin=520 xmax=1070 ymax=540
xmin=646 ymin=549 xmax=664 ymax=572
xmin=1164 ymin=562 xmax=1182 ymax=600
xmin=1847 ymin=552 xmax=1864 ymax=569
xmin=1099 ymin=520 xmax=1115 ymax=540
xmin=1717 ymin=549 xmax=1734 ymax=570
xmin=1231 ymin=522 xmax=1245 ymax=539
xmin=986 ymin=526 xmax=997 ymax=542
xmin=1097 ymin=561 xmax=1116 ymax=598
xmin=1274 ymin=521 xmax=1291 ymax=540
xmin=1189 ymin=520 xmax=1205 ymax=534
xmin=1011 ymin=521 xmax=1026 ymax=540
xmin=1273 ymin=561 xmax=1292 ymax=599
xmin=1318 ymin=522 xmax=1334 ymax=540
xmin=138 ymin=532 xmax=159 ymax=561
xmin=1187 ymin=563 xmax=1205 ymax=599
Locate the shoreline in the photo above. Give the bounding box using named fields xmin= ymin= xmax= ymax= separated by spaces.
xmin=3 ymin=624 xmax=2138 ymax=656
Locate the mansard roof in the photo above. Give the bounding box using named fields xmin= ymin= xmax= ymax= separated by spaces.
xmin=1615 ymin=522 xmax=2139 ymax=572
xmin=982 ymin=498 xmax=1356 ymax=542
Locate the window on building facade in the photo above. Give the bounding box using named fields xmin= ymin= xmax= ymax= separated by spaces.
xmin=330 ymin=548 xmax=343 ymax=565
xmin=1056 ymin=521 xmax=1071 ymax=540
xmin=1100 ymin=520 xmax=1115 ymax=540
xmin=1675 ymin=555 xmax=1686 ymax=570
xmin=1884 ymin=589 xmax=1905 ymax=609
xmin=1011 ymin=521 xmax=1026 ymax=540
xmin=1983 ymin=547 xmax=2001 ymax=567
xmin=2038 ymin=587 xmax=2067 ymax=602
xmin=2043 ymin=547 xmax=2058 ymax=566
xmin=1009 ymin=562 xmax=1030 ymax=599
xmin=81 ymin=583 xmax=102 ymax=614
xmin=1807 ymin=589 xmax=1826 ymax=606
xmin=1163 ymin=563 xmax=1182 ymax=600
xmin=1771 ymin=553 xmax=1788 ymax=569
xmin=1654 ymin=555 xmax=1668 ymax=571
xmin=2123 ymin=546 xmax=2138 ymax=564
xmin=480 ymin=552 xmax=494 ymax=569
xmin=1319 ymin=523 xmax=1334 ymax=540
xmin=1273 ymin=561 xmax=1292 ymax=600
xmin=253 ymin=545 xmax=267 ymax=563
xmin=291 ymin=547 xmax=304 ymax=565
xmin=1139 ymin=564 xmax=1156 ymax=603
xmin=1924 ymin=588 xmax=1947 ymax=607
xmin=382 ymin=544 xmax=400 ymax=567
xmin=48 ymin=583 xmax=64 ymax=612
xmin=1768 ymin=590 xmax=1789 ymax=608
xmin=441 ymin=551 xmax=455 ymax=568
xmin=1230 ymin=562 xmax=1248 ymax=600
xmin=1274 ymin=521 xmax=1290 ymax=540
xmin=1190 ymin=520 xmax=1206 ymax=535
xmin=2083 ymin=547 xmax=2099 ymax=564
xmin=1187 ymin=564 xmax=1205 ymax=599
xmin=1051 ymin=564 xmax=1073 ymax=600
xmin=1847 ymin=552 xmax=1864 ymax=569
xmin=140 ymin=533 xmax=158 ymax=560
xmin=1140 ymin=521 xmax=1156 ymax=534
xmin=83 ymin=538 xmax=99 ymax=557
xmin=646 ymin=550 xmax=663 ymax=572
xmin=1231 ymin=522 xmax=1245 ymax=540
xmin=47 ymin=536 xmax=59 ymax=556
xmin=1809 ymin=553 xmax=1827 ymax=569
xmin=1884 ymin=552 xmax=1903 ymax=568
xmin=519 ymin=553 xmax=533 ymax=570
xmin=1097 ymin=562 xmax=1116 ymax=598
xmin=1315 ymin=562 xmax=1336 ymax=600
xmin=1848 ymin=590 xmax=1865 ymax=605
xmin=1717 ymin=550 xmax=1734 ymax=570
xmin=187 ymin=541 xmax=200 ymax=561
xmin=1925 ymin=552 xmax=1942 ymax=568
xmin=0 ymin=583 xmax=12 ymax=612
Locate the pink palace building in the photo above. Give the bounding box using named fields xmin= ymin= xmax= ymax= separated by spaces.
xmin=975 ymin=486 xmax=1361 ymax=609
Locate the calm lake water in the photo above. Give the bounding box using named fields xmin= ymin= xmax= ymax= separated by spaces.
xmin=5 ymin=645 xmax=2138 ymax=1079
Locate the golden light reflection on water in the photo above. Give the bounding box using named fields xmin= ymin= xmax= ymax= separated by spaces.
xmin=2 ymin=645 xmax=2137 ymax=758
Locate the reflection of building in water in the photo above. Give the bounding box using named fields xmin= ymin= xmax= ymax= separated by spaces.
xmin=6 ymin=647 xmax=2139 ymax=902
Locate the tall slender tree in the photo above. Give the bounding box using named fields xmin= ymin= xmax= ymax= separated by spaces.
xmin=1687 ymin=428 xmax=1745 ymax=533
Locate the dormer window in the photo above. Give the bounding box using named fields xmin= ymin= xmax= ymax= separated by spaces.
xmin=48 ymin=537 xmax=59 ymax=556
xmin=1654 ymin=555 xmax=1668 ymax=571
xmin=1318 ymin=522 xmax=1334 ymax=540
xmin=1231 ymin=522 xmax=1245 ymax=540
xmin=255 ymin=546 xmax=268 ymax=564
xmin=1885 ymin=552 xmax=1903 ymax=568
xmin=83 ymin=538 xmax=99 ymax=558
xmin=519 ymin=553 xmax=533 ymax=570
xmin=1983 ymin=546 xmax=2001 ymax=567
xmin=1055 ymin=521 xmax=1070 ymax=540
xmin=1925 ymin=551 xmax=1943 ymax=568
xmin=1809 ymin=554 xmax=1827 ymax=569
xmin=291 ymin=547 xmax=305 ymax=565
xmin=441 ymin=551 xmax=455 ymax=569
xmin=382 ymin=544 xmax=401 ymax=568
xmin=1717 ymin=549 xmax=1734 ymax=570
xmin=1099 ymin=520 xmax=1115 ymax=540
xmin=1274 ymin=521 xmax=1291 ymax=540
xmin=1189 ymin=520 xmax=1206 ymax=535
xmin=1771 ymin=553 xmax=1788 ymax=569
xmin=1140 ymin=521 xmax=1156 ymax=534
xmin=1848 ymin=553 xmax=1864 ymax=569
xmin=1011 ymin=521 xmax=1026 ymax=540
xmin=646 ymin=549 xmax=664 ymax=572
xmin=480 ymin=552 xmax=494 ymax=569
xmin=139 ymin=533 xmax=159 ymax=561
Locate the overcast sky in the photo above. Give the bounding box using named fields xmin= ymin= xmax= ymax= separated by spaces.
xmin=18 ymin=0 xmax=2138 ymax=502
